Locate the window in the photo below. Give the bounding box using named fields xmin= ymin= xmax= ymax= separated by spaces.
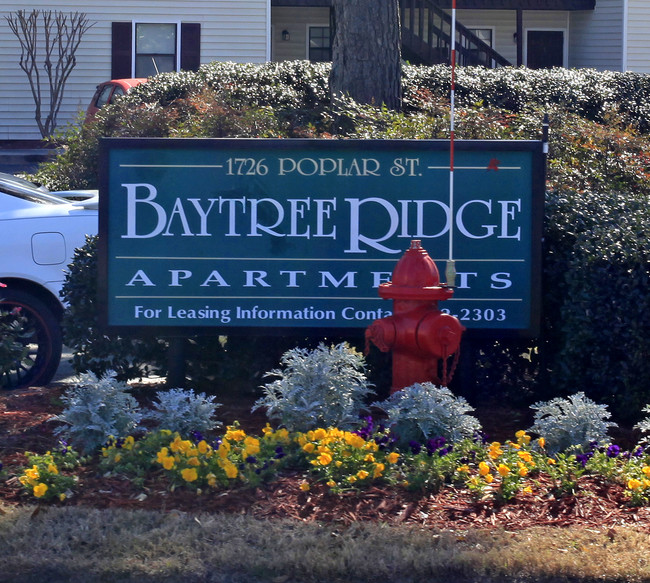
xmin=111 ymin=22 xmax=201 ymax=79
xmin=467 ymin=28 xmax=493 ymax=48
xmin=308 ymin=26 xmax=331 ymax=62
xmin=462 ymin=28 xmax=494 ymax=66
xmin=135 ymin=23 xmax=178 ymax=77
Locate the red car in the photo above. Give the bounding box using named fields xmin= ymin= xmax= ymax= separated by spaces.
xmin=85 ymin=78 xmax=147 ymax=121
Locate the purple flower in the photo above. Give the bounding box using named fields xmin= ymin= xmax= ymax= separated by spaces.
xmin=409 ymin=441 xmax=422 ymax=455
xmin=576 ymin=451 xmax=594 ymax=467
xmin=473 ymin=431 xmax=489 ymax=444
xmin=606 ymin=444 xmax=620 ymax=458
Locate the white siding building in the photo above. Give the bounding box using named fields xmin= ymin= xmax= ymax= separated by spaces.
xmin=1 ymin=0 xmax=650 ymax=141
xmin=0 ymin=0 xmax=270 ymax=140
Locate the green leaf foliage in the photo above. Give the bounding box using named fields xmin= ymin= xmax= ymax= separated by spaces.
xmin=36 ymin=62 xmax=650 ymax=422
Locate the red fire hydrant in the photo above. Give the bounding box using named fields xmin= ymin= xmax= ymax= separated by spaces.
xmin=365 ymin=240 xmax=464 ymax=393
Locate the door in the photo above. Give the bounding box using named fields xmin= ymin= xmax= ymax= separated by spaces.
xmin=526 ymin=30 xmax=564 ymax=69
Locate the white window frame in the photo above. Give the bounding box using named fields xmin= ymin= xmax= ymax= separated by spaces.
xmin=132 ymin=20 xmax=182 ymax=76
xmin=466 ymin=26 xmax=496 ymax=50
xmin=523 ymin=27 xmax=568 ymax=68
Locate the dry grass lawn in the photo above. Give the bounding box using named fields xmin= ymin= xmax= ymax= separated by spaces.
xmin=0 ymin=505 xmax=648 ymax=582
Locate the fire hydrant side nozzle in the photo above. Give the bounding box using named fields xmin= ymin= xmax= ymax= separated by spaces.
xmin=365 ymin=240 xmax=465 ymax=393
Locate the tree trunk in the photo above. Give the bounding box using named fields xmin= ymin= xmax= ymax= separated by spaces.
xmin=329 ymin=0 xmax=402 ymax=111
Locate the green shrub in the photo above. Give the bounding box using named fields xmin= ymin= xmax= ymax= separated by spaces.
xmin=0 ymin=285 xmax=29 ymax=386
xmin=34 ymin=63 xmax=650 ymax=421
xmin=60 ymin=235 xmax=168 ymax=380
xmin=253 ymin=342 xmax=375 ymax=432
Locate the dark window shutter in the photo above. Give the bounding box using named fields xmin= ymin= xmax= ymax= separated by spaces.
xmin=180 ymin=23 xmax=201 ymax=71
xmin=112 ymin=22 xmax=133 ymax=79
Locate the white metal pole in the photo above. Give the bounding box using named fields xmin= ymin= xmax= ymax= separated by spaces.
xmin=445 ymin=0 xmax=457 ymax=287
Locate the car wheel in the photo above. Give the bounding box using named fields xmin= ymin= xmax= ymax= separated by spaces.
xmin=0 ymin=289 xmax=62 ymax=389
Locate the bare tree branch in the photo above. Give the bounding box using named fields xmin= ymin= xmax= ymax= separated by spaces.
xmin=6 ymin=9 xmax=94 ymax=138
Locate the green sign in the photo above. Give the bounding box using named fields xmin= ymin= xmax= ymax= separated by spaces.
xmin=99 ymin=138 xmax=544 ymax=336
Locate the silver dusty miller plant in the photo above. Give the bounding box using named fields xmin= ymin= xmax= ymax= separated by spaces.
xmin=253 ymin=342 xmax=374 ymax=432
xmin=633 ymin=406 xmax=650 ymax=445
xmin=52 ymin=371 xmax=143 ymax=453
xmin=146 ymin=388 xmax=221 ymax=435
xmin=373 ymin=382 xmax=482 ymax=445
xmin=527 ymin=392 xmax=617 ymax=454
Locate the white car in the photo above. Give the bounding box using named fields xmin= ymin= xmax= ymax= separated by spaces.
xmin=0 ymin=172 xmax=98 ymax=389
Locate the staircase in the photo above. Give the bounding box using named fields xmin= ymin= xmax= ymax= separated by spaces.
xmin=399 ymin=0 xmax=511 ymax=68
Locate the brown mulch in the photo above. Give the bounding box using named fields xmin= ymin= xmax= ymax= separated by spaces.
xmin=1 ymin=384 xmax=650 ymax=532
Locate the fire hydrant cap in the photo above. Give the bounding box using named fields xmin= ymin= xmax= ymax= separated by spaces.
xmin=379 ymin=240 xmax=453 ymax=301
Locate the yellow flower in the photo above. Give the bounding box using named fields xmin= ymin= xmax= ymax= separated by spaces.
xmin=225 ymin=428 xmax=246 ymax=442
xmin=517 ymin=451 xmax=533 ymax=463
xmin=113 ymin=454 xmax=122 ymax=463
xmin=25 ymin=466 xmax=40 ymax=482
xmin=642 ymin=466 xmax=650 ymax=477
xmin=478 ymin=461 xmax=490 ymax=476
xmin=386 ymin=452 xmax=400 ymax=464
xmin=547 ymin=458 xmax=556 ymax=465
xmin=317 ymin=452 xmax=333 ymax=466
xmin=221 ymin=460 xmax=238 ymax=479
xmin=522 ymin=486 xmax=533 ymax=495
xmin=197 ymin=440 xmax=209 ymax=455
xmin=47 ymin=464 xmax=59 ymax=475
xmin=326 ymin=480 xmax=337 ymax=488
xmin=303 ymin=442 xmax=316 ymax=454
xmin=363 ymin=453 xmax=375 ymax=463
xmin=218 ymin=442 xmax=231 ymax=459
xmin=244 ymin=436 xmax=261 ymax=456
xmin=515 ymin=430 xmax=531 ymax=445
xmin=357 ymin=470 xmax=369 ymax=480
xmin=313 ymin=428 xmax=328 ymax=441
xmin=181 ymin=468 xmax=198 ymax=482
xmin=347 ymin=475 xmax=357 ymax=483
xmin=538 ymin=437 xmax=546 ymax=449
xmin=518 ymin=465 xmax=528 ymax=477
xmin=344 ymin=433 xmax=366 ymax=449
xmin=484 ymin=473 xmax=494 ymax=484
xmin=274 ymin=428 xmax=290 ymax=443
xmin=123 ymin=435 xmax=135 ymax=450
xmin=187 ymin=456 xmax=201 ymax=467
xmin=456 ymin=464 xmax=470 ymax=474
xmin=373 ymin=463 xmax=385 ymax=479
xmin=162 ymin=456 xmax=175 ymax=470
xmin=33 ymin=483 xmax=48 ymax=498
xmin=497 ymin=464 xmax=511 ymax=477
xmin=628 ymin=478 xmax=642 ymax=490
xmin=488 ymin=443 xmax=503 ymax=459
xmin=59 ymin=493 xmax=67 ymax=502
xmin=299 ymin=481 xmax=310 ymax=491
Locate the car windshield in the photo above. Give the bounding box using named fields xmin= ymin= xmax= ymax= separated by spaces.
xmin=0 ymin=173 xmax=67 ymax=205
